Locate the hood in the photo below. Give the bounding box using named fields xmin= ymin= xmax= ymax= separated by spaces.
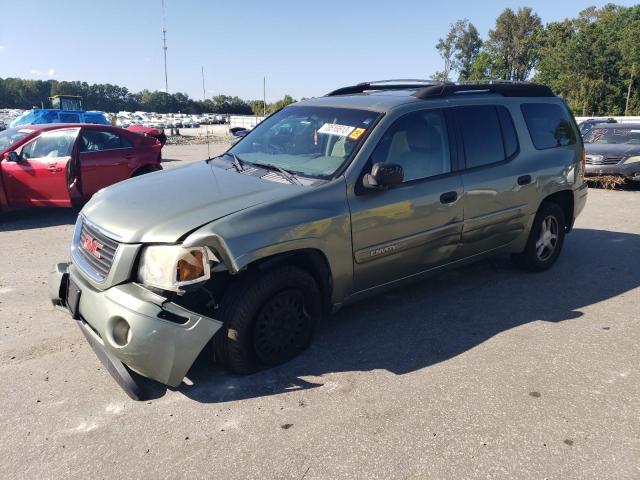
xmin=584 ymin=143 xmax=640 ymax=157
xmin=82 ymin=161 xmax=299 ymax=243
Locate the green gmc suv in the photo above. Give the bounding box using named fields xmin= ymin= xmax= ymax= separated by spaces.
xmin=49 ymin=80 xmax=588 ymax=399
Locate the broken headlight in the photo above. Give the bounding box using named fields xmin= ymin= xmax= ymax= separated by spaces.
xmin=137 ymin=245 xmax=215 ymax=292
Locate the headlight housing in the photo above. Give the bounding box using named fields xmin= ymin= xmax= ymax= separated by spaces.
xmin=586 ymin=154 xmax=603 ymax=163
xmin=624 ymin=155 xmax=640 ymax=164
xmin=137 ymin=245 xmax=214 ymax=292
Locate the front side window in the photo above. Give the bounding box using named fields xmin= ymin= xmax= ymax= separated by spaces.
xmin=80 ymin=130 xmax=131 ymax=152
xmin=229 ymin=106 xmax=380 ymax=179
xmin=521 ymin=103 xmax=576 ymax=149
xmin=371 ymin=109 xmax=451 ymax=182
xmin=21 ymin=129 xmax=77 ymax=159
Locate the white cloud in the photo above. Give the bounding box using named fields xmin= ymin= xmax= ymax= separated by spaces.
xmin=47 ymin=69 xmax=56 ymax=76
xmin=30 ymin=69 xmax=42 ymax=76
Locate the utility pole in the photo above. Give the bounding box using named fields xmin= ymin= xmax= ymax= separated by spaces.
xmin=263 ymin=76 xmax=266 ymax=116
xmin=201 ymin=66 xmax=206 ymax=100
xmin=162 ymin=0 xmax=169 ymax=94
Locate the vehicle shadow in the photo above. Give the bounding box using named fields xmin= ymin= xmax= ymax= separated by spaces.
xmin=0 ymin=207 xmax=80 ymax=231
xmin=159 ymin=228 xmax=639 ymax=403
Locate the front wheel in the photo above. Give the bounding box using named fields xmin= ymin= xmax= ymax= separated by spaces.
xmin=214 ymin=265 xmax=322 ymax=374
xmin=512 ymin=202 xmax=566 ymax=272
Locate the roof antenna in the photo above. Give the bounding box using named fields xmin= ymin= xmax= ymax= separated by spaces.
xmin=202 ymin=65 xmax=211 ymax=160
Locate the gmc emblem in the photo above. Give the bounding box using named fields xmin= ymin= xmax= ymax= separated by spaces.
xmin=81 ymin=235 xmax=103 ymax=259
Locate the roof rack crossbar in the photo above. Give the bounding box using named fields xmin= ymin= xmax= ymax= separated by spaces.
xmin=327 ymin=80 xmax=447 ymax=97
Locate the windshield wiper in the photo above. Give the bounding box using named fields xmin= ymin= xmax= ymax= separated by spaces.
xmin=248 ymin=161 xmax=302 ymax=185
xmin=221 ymin=152 xmax=246 ymax=172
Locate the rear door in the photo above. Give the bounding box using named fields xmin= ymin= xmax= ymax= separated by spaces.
xmin=454 ymin=104 xmax=534 ymax=257
xmin=0 ymin=128 xmax=80 ymax=207
xmin=348 ymin=108 xmax=464 ymax=293
xmin=79 ymin=128 xmax=135 ymax=196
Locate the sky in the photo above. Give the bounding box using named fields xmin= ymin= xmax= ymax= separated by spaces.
xmin=1 ymin=0 xmax=637 ymax=102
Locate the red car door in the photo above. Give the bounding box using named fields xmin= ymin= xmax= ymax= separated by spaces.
xmin=79 ymin=128 xmax=135 ymax=197
xmin=0 ymin=128 xmax=80 ymax=208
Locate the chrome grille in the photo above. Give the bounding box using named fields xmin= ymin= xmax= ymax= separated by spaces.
xmin=586 ymin=155 xmax=623 ymax=165
xmin=602 ymin=155 xmax=624 ymax=164
xmin=73 ymin=220 xmax=120 ymax=280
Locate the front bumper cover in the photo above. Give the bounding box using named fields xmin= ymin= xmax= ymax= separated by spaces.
xmin=585 ymin=163 xmax=640 ymax=180
xmin=49 ymin=262 xmax=223 ymax=399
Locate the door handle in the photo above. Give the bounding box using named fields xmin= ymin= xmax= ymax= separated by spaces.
xmin=440 ymin=191 xmax=458 ymax=204
xmin=48 ymin=164 xmax=62 ymax=173
xmin=517 ymin=175 xmax=532 ymax=186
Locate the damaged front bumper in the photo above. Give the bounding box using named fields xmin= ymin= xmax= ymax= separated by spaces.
xmin=49 ymin=262 xmax=222 ymax=399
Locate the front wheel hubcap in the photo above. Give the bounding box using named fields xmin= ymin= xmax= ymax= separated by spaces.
xmin=535 ymin=215 xmax=559 ymax=261
xmin=253 ymin=289 xmax=312 ymax=365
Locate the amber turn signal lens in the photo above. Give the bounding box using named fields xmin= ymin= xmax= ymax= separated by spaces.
xmin=176 ymin=250 xmax=205 ymax=282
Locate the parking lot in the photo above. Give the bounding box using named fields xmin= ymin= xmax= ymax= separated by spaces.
xmin=0 ymin=145 xmax=639 ymax=479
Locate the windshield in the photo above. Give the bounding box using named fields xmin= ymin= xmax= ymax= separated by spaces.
xmin=0 ymin=128 xmax=31 ymax=151
xmin=584 ymin=127 xmax=640 ymax=144
xmin=229 ymin=106 xmax=380 ymax=179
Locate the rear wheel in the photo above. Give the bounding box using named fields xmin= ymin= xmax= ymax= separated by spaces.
xmin=214 ymin=265 xmax=321 ymax=374
xmin=131 ymin=166 xmax=154 ymax=177
xmin=512 ymin=202 xmax=566 ymax=272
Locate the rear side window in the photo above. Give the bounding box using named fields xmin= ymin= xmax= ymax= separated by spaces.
xmin=521 ymin=103 xmax=576 ymax=149
xmin=81 ymin=130 xmax=133 ymax=152
xmin=497 ymin=106 xmax=518 ymax=158
xmin=457 ymin=105 xmax=518 ymax=169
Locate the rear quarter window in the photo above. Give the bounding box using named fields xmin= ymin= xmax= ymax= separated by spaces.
xmin=520 ymin=103 xmax=576 ymax=150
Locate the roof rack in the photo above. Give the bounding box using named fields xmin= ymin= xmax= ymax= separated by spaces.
xmin=326 ymin=79 xmax=554 ymax=98
xmin=412 ymin=81 xmax=554 ymax=99
xmin=326 ymin=79 xmax=445 ymax=96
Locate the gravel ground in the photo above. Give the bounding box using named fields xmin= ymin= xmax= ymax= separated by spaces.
xmin=0 ymin=148 xmax=638 ymax=479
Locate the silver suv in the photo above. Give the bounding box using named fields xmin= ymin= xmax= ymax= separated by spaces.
xmin=49 ymin=80 xmax=588 ymax=399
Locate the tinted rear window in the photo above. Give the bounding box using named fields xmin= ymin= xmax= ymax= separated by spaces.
xmin=521 ymin=103 xmax=576 ymax=149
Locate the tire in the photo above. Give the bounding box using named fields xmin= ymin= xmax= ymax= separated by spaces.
xmin=512 ymin=201 xmax=566 ymax=272
xmin=214 ymin=265 xmax=322 ymax=374
xmin=131 ymin=166 xmax=153 ymax=177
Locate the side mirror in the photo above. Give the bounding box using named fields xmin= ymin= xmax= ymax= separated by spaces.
xmin=363 ymin=162 xmax=404 ymax=189
xmin=3 ymin=151 xmax=21 ymax=163
xmin=229 ymin=127 xmax=248 ymax=138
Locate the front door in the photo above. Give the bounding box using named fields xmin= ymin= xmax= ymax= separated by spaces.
xmin=348 ymin=108 xmax=464 ymax=293
xmin=0 ymin=128 xmax=80 ymax=208
xmin=79 ymin=128 xmax=135 ymax=197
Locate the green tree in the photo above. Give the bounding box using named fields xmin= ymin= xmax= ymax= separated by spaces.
xmin=486 ymin=7 xmax=542 ymax=81
xmin=267 ymin=95 xmax=295 ymax=114
xmin=433 ymin=20 xmax=465 ymax=81
xmin=621 ymin=20 xmax=640 ymax=114
xmin=454 ymin=21 xmax=482 ymax=80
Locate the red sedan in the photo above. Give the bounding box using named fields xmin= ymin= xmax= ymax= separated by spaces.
xmin=0 ymin=124 xmax=162 ymax=211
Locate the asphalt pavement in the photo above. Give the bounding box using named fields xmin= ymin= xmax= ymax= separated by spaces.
xmin=0 ymin=147 xmax=638 ymax=479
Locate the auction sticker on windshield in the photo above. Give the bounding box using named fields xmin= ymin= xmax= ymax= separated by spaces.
xmin=318 ymin=123 xmax=355 ymax=137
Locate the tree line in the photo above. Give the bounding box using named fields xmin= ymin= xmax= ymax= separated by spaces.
xmin=0 ymin=77 xmax=296 ymax=116
xmin=433 ymin=4 xmax=640 ymax=115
